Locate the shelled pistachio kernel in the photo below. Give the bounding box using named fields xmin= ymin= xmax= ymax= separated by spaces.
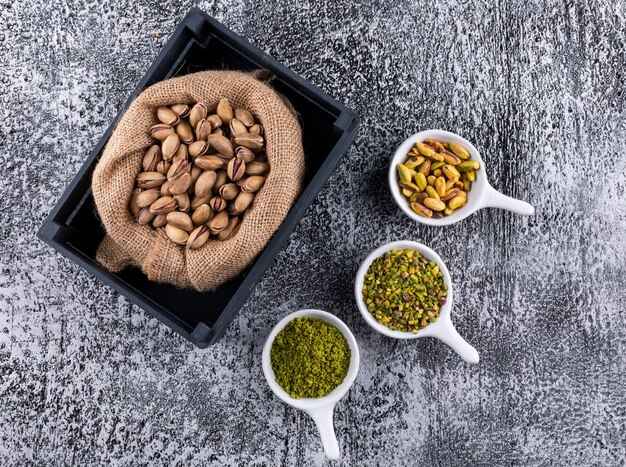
xmin=362 ymin=248 xmax=447 ymax=333
xmin=396 ymin=138 xmax=479 ymax=217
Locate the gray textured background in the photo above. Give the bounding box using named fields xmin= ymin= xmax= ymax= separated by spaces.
xmin=1 ymin=0 xmax=625 ymax=465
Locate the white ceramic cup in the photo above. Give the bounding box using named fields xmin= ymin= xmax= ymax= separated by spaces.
xmin=262 ymin=309 xmax=360 ymax=460
xmin=355 ymin=240 xmax=479 ymax=364
xmin=389 ymin=129 xmax=534 ymax=226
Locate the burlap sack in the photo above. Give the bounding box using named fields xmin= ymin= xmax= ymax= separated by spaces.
xmin=92 ymin=70 xmax=304 ymax=291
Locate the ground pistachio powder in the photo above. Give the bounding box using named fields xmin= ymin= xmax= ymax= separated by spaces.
xmin=270 ymin=317 xmax=351 ymax=399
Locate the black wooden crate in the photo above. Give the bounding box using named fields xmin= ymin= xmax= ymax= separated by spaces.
xmin=37 ymin=8 xmax=359 ymax=347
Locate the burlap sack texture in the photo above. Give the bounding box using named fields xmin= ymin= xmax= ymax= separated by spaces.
xmin=92 ymin=70 xmax=304 ymax=291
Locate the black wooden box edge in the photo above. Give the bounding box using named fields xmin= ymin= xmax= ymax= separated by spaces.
xmin=37 ymin=8 xmax=360 ymax=348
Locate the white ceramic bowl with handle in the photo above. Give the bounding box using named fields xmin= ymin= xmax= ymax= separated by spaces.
xmin=389 ymin=129 xmax=534 ymax=226
xmin=355 ymin=240 xmax=479 ymax=364
xmin=262 ymin=309 xmax=360 ymax=460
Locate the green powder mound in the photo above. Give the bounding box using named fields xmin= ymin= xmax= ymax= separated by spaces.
xmin=270 ymin=317 xmax=351 ymax=399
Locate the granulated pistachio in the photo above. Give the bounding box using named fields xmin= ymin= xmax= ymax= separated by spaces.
xmin=270 ymin=317 xmax=350 ymax=399
xmin=362 ymin=248 xmax=447 ymax=333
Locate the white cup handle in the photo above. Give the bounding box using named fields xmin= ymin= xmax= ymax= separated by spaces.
xmin=306 ymin=405 xmax=340 ymax=460
xmin=483 ymin=185 xmax=534 ymax=215
xmin=433 ymin=320 xmax=480 ymax=364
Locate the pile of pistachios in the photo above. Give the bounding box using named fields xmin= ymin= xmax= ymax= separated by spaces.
xmin=362 ymin=248 xmax=447 ymax=333
xmin=129 ymin=99 xmax=269 ymax=248
xmin=396 ymin=138 xmax=479 ymax=218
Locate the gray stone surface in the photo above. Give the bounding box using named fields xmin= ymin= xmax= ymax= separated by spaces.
xmin=1 ymin=1 xmax=625 ymax=465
